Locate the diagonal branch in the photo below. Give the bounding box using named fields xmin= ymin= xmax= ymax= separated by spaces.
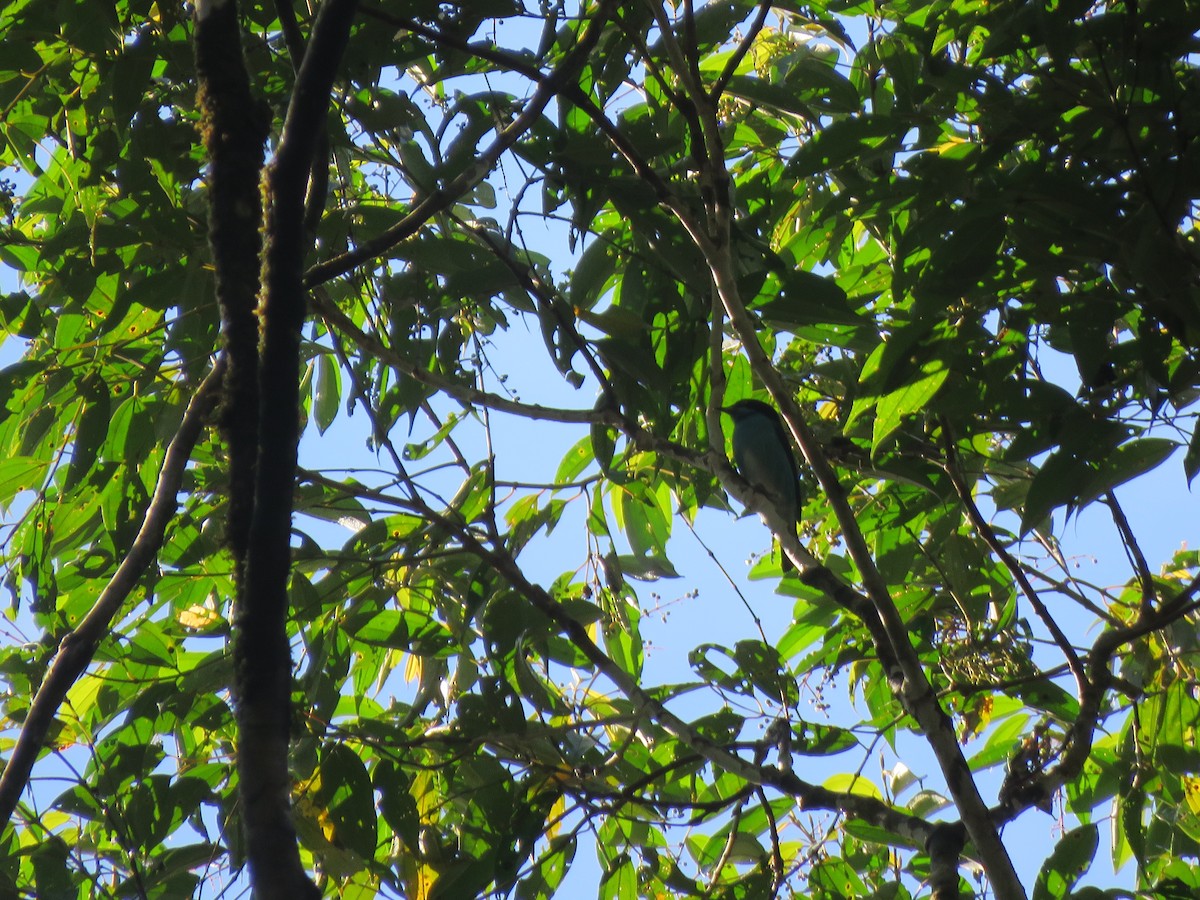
xmin=1105 ymin=491 xmax=1157 ymax=614
xmin=709 ymin=0 xmax=773 ymax=100
xmin=0 ymin=361 xmax=225 ymax=832
xmin=303 ymin=0 xmax=619 ymax=288
xmin=722 ymin=185 xmax=1026 ymax=900
xmin=393 ymin=489 xmax=942 ymax=851
xmin=603 ymin=30 xmax=1028 ymax=898
xmin=310 ymin=283 xmax=896 ymax=670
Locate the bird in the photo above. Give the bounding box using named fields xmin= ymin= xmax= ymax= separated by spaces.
xmin=721 ymin=399 xmax=802 ymax=572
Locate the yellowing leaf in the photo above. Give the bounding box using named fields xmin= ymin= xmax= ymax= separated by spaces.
xmin=1185 ymin=776 xmax=1200 ymax=815
xmin=178 ymin=602 xmax=222 ymax=629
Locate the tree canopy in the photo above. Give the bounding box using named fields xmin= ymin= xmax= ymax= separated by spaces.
xmin=0 ymin=0 xmax=1198 ymax=897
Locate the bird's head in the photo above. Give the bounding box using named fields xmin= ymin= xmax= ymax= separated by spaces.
xmin=721 ymin=399 xmax=780 ymax=424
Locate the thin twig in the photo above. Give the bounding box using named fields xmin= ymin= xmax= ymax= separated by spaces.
xmin=710 ymin=0 xmax=773 ymax=100
xmin=393 ymin=489 xmax=943 ymax=849
xmin=940 ymin=423 xmax=1088 ymax=695
xmin=1104 ymin=491 xmax=1156 ymax=615
xmin=303 ymin=0 xmax=619 ymax=287
xmin=1013 ymin=574 xmax=1200 ymax=821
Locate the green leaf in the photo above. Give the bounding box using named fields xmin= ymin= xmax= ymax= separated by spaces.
xmin=375 ymin=761 xmax=419 ymax=847
xmin=787 ymin=115 xmax=903 ymax=177
xmin=752 ymin=270 xmax=863 ymax=329
xmin=792 ymin=722 xmax=858 ymax=757
xmin=906 ymin=789 xmax=951 ymax=818
xmin=591 ymin=418 xmax=618 ymax=478
xmin=0 ymin=456 xmax=48 ymax=508
xmin=612 ymin=552 xmax=679 ymax=581
xmin=400 ymin=234 xmax=491 ymax=273
xmin=1021 ymin=448 xmax=1092 ymax=534
xmin=457 ymin=467 xmax=492 ymax=523
xmin=724 ymin=74 xmax=819 ymax=119
xmin=783 ymin=54 xmax=861 ymax=111
xmin=689 ymin=644 xmax=753 ymax=695
xmin=809 ymin=857 xmax=868 ymax=897
xmin=351 ymin=610 xmax=455 ymax=656
xmin=968 ymin=713 xmax=1029 ymax=771
xmin=316 ymin=743 xmax=378 ymax=858
xmin=1185 ymin=424 xmax=1200 ymax=486
xmin=872 ymin=360 xmax=948 ymax=452
xmin=612 ymin=481 xmax=671 ymax=561
xmin=314 ymin=353 xmax=341 ymax=435
xmin=605 ymin=619 xmax=644 ymax=679
xmin=732 ymin=639 xmax=797 ymax=705
xmin=1078 ymin=437 xmax=1177 ymax=505
xmin=1013 ymin=679 xmax=1080 ymax=721
xmin=599 ymin=854 xmax=636 ymax=900
xmin=570 ymin=238 xmax=617 ymax=310
xmin=776 ymin=619 xmax=825 ymax=661
xmin=823 ymin=772 xmax=883 ymax=800
xmin=1032 ymin=824 xmax=1098 ymax=900
xmin=556 ymin=436 xmax=593 ymax=484
xmin=65 ymin=375 xmax=111 ymax=491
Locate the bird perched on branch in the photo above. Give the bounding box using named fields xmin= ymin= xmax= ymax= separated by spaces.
xmin=722 ymin=399 xmax=802 ymax=572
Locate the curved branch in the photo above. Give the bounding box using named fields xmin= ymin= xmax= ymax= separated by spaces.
xmin=0 ymin=361 xmax=225 ymax=833
xmin=1020 ymin=575 xmax=1200 ymax=816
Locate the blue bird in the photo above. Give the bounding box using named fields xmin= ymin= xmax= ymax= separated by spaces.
xmin=722 ymin=399 xmax=802 ymax=572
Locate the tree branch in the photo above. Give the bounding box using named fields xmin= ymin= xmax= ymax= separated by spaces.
xmin=0 ymin=362 xmax=225 ymax=833
xmin=1025 ymin=575 xmax=1200 ymax=813
xmin=709 ymin=0 xmax=773 ymax=101
xmin=311 ymin=282 xmax=898 ymax=680
xmin=235 ymin=0 xmax=357 ymax=895
xmin=193 ymin=0 xmax=269 ymax=588
xmin=457 ymin=218 xmax=617 ymax=399
xmin=303 ymin=0 xmax=619 ymax=288
xmin=941 ymin=425 xmax=1087 ymax=695
xmin=642 ymin=39 xmax=1028 ymax=900
xmin=396 ymin=490 xmax=942 ymax=851
xmin=1105 ymin=490 xmax=1157 ymax=615
xmin=309 ymin=287 xmax=597 ymax=424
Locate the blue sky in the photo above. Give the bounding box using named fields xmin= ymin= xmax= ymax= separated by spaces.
xmin=2 ymin=1 xmax=1198 ymax=894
